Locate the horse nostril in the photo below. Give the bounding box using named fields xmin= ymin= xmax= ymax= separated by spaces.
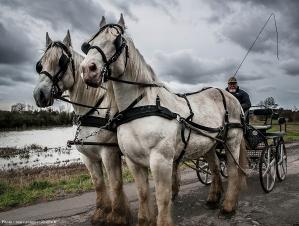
xmin=89 ymin=63 xmax=97 ymax=72
xmin=40 ymin=90 xmax=46 ymax=103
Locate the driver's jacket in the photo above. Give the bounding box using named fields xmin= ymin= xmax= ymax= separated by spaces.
xmin=226 ymin=87 xmax=251 ymax=112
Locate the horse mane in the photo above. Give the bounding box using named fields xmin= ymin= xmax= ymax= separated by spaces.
xmin=70 ymin=50 xmax=105 ymax=114
xmin=121 ymin=36 xmax=174 ymax=103
xmin=126 ymin=37 xmax=159 ymax=84
xmin=42 ymin=45 xmax=62 ymax=70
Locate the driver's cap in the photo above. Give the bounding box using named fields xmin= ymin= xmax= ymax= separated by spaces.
xmin=228 ymin=76 xmax=237 ymax=84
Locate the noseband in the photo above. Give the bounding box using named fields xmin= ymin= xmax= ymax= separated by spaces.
xmin=36 ymin=41 xmax=75 ymax=97
xmin=81 ymin=24 xmax=128 ymax=82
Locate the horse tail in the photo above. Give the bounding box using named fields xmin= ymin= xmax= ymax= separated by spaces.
xmin=238 ymin=137 xmax=248 ymax=190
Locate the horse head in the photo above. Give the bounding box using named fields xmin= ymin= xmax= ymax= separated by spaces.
xmin=80 ymin=14 xmax=127 ymax=88
xmin=33 ymin=31 xmax=75 ymax=107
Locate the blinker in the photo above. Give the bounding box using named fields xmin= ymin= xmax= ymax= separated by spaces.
xmin=81 ymin=42 xmax=90 ymax=54
xmin=59 ymin=53 xmax=69 ymax=68
xmin=36 ymin=61 xmax=42 ymax=73
xmin=114 ymin=34 xmax=123 ymax=51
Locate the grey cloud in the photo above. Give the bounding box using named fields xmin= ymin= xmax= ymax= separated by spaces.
xmin=281 ymin=60 xmax=299 ymax=77
xmin=153 ymin=50 xmax=236 ymax=84
xmin=206 ymin=0 xmax=299 ymax=56
xmin=257 ymin=85 xmax=277 ymax=92
xmin=110 ymin=0 xmax=179 ymax=21
xmin=204 ymin=0 xmax=232 ymax=24
xmin=0 ymin=64 xmax=35 ymax=87
xmin=223 ymin=20 xmax=278 ymax=55
xmin=237 ymin=73 xmax=264 ymax=82
xmin=1 ymin=0 xmax=110 ymax=34
xmin=0 ymin=22 xmax=34 ymax=64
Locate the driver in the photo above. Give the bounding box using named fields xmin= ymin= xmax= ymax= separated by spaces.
xmin=226 ymin=76 xmax=251 ymax=122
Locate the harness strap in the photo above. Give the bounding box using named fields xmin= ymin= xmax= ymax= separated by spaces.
xmin=89 ymin=46 xmax=108 ymax=63
xmin=108 ymin=104 xmax=177 ymax=131
xmin=79 ymin=115 xmax=109 ymax=128
xmin=216 ymin=88 xmax=229 ymax=124
xmin=84 ymin=94 xmax=106 ymax=116
xmin=56 ymin=95 xmax=110 ymax=111
xmin=126 ymin=94 xmax=144 ymax=110
xmin=67 ymin=140 xmax=118 ymax=147
xmin=184 ymin=120 xmax=222 ymax=133
xmin=107 ymin=76 xmax=164 ymax=87
xmin=177 ymin=87 xmax=212 ymax=96
xmin=176 ymin=94 xmax=194 ymax=163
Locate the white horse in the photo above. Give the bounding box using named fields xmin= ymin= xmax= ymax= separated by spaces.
xmin=33 ymin=31 xmax=131 ymax=226
xmin=81 ymin=15 xmax=247 ymax=226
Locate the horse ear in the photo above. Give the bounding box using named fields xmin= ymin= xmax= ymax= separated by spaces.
xmin=63 ymin=30 xmax=72 ymax=47
xmin=117 ymin=13 xmax=125 ymax=30
xmin=100 ymin=16 xmax=106 ymax=28
xmin=46 ymin=32 xmax=52 ymax=46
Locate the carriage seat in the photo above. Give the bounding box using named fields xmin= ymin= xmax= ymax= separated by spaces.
xmin=253 ymin=125 xmax=272 ymax=130
xmin=265 ymin=131 xmax=286 ymax=138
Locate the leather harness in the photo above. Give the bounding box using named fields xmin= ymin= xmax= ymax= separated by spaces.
xmin=104 ymin=87 xmax=244 ymax=162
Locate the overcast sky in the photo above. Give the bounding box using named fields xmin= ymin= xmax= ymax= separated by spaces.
xmin=0 ymin=0 xmax=298 ymax=110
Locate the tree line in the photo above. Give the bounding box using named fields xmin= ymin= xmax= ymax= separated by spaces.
xmin=0 ymin=110 xmax=73 ymax=130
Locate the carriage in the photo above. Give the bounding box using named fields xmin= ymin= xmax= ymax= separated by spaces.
xmin=190 ymin=105 xmax=288 ymax=193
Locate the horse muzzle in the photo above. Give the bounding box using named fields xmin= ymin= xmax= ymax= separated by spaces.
xmin=33 ymin=87 xmax=54 ymax=107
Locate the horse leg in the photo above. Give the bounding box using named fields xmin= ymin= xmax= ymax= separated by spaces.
xmin=81 ymin=154 xmax=112 ymax=225
xmin=205 ymin=148 xmax=223 ymax=209
xmin=102 ymin=148 xmax=131 ymax=226
xmin=171 ymin=161 xmax=180 ymax=200
xmin=221 ymin=130 xmax=247 ymax=216
xmin=150 ymin=153 xmax=174 ymax=226
xmin=126 ymin=157 xmax=155 ymax=226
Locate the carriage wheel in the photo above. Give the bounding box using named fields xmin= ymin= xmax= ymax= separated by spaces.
xmin=259 ymin=146 xmax=276 ymax=193
xmin=220 ymin=161 xmax=228 ymax=178
xmin=195 ymin=158 xmax=212 ymax=185
xmin=276 ymin=139 xmax=287 ymax=181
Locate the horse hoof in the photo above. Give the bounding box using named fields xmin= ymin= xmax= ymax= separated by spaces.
xmin=205 ymin=201 xmax=220 ymax=210
xmin=219 ymin=208 xmax=236 ymax=219
xmin=136 ymin=218 xmax=155 ymax=226
xmin=106 ymin=211 xmax=132 ymax=226
xmin=91 ymin=209 xmax=109 ymax=226
xmin=91 ymin=218 xmax=109 ymax=226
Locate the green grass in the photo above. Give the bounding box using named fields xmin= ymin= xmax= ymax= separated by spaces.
xmin=0 ymin=166 xmax=136 ymax=211
xmin=269 ymin=122 xmax=299 ymax=142
xmin=250 ymin=118 xmax=299 ymax=142
xmin=0 ymin=175 xmax=93 ymax=211
xmin=122 ymin=166 xmax=135 ymax=183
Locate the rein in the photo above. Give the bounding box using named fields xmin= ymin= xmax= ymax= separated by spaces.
xmin=56 ymin=95 xmax=110 ymax=110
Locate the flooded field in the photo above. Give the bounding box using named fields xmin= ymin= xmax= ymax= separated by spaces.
xmin=0 ymin=127 xmax=82 ymax=170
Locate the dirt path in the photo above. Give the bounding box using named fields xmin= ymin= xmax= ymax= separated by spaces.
xmin=1 ymin=143 xmax=298 ymax=226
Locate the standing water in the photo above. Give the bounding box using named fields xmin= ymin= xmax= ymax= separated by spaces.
xmin=0 ymin=126 xmax=82 ymax=170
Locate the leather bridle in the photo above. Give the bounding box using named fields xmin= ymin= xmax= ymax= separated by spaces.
xmin=36 ymin=41 xmax=76 ymax=97
xmin=81 ymin=24 xmax=129 ymax=82
xmin=81 ymin=24 xmax=164 ymax=88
